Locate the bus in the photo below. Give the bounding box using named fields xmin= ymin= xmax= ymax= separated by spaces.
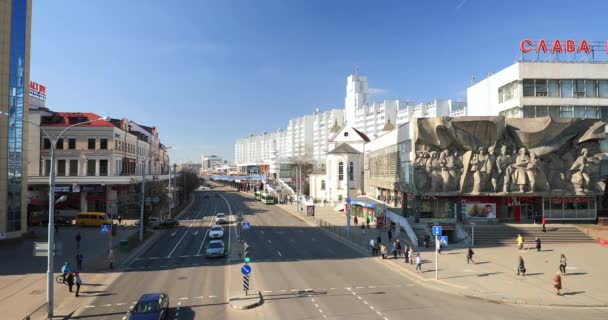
xmin=255 ymin=191 xmax=261 ymax=200
xmin=260 ymin=192 xmax=275 ymax=204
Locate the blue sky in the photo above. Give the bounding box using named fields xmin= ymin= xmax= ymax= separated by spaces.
xmin=30 ymin=0 xmax=608 ymax=163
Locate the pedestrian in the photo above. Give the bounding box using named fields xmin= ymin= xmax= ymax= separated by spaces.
xmin=376 ymin=235 xmax=382 ymax=247
xmin=559 ymin=254 xmax=567 ymax=275
xmin=75 ymin=232 xmax=81 ymax=250
xmin=436 ymin=238 xmax=442 ymax=254
xmin=118 ymin=215 xmax=122 ymax=226
xmin=542 ymin=217 xmax=547 ymax=232
xmin=375 ymin=241 xmax=381 ymax=257
xmin=553 ymin=271 xmax=562 ymax=295
xmin=517 ymin=256 xmax=526 ymax=276
xmin=425 ymin=234 xmax=430 ymax=248
xmin=74 ymin=272 xmax=82 ymax=297
xmin=408 ymin=247 xmax=414 ymax=265
xmin=391 ymin=241 xmax=397 ymax=259
xmin=66 ymin=271 xmax=75 ymax=292
xmin=415 ymin=253 xmax=422 ymax=273
xmin=396 ymin=240 xmax=402 ymax=257
xmin=354 ymin=216 xmax=358 ymax=225
xmin=361 ymin=223 xmax=366 ymax=234
xmin=517 ymin=234 xmax=524 ymax=250
xmin=381 ymin=243 xmax=387 ymax=259
xmin=370 ymin=238 xmax=375 ymax=256
xmin=404 ymin=245 xmax=410 ymax=263
xmin=388 ymin=229 xmax=393 ymax=243
xmin=76 ymin=253 xmax=83 ymax=271
xmin=535 ymin=237 xmax=542 ymax=252
xmin=467 ymin=247 xmax=475 ymax=264
xmin=366 ymin=217 xmax=370 ymax=229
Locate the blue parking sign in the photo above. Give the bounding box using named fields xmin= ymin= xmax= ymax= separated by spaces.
xmin=432 ymin=226 xmax=442 ymax=236
xmin=100 ymin=224 xmax=111 ymax=233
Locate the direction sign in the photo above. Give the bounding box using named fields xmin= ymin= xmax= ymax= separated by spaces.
xmin=241 ymin=264 xmax=252 ymax=275
xmin=0 ymin=232 xmax=6 ymax=240
xmin=345 ymin=198 xmax=351 ymax=204
xmin=241 ymin=221 xmax=251 ymax=231
xmin=432 ymin=226 xmax=442 ymax=236
xmin=101 ymin=224 xmax=111 ymax=233
xmin=438 ymin=236 xmax=448 ymax=246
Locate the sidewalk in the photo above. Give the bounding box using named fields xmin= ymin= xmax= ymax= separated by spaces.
xmin=278 ymin=203 xmax=608 ymax=307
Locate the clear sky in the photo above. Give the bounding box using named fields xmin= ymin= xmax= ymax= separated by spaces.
xmin=30 ymin=0 xmax=608 ymax=163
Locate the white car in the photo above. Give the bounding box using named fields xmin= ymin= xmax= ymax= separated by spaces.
xmin=209 ymin=225 xmax=224 ymax=239
xmin=215 ymin=213 xmax=227 ymax=224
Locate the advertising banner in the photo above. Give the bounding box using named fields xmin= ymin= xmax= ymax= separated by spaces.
xmin=465 ymin=203 xmax=496 ymax=219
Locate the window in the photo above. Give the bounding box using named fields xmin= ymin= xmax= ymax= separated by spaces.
xmin=338 ymin=162 xmax=344 ymax=181
xmin=43 ymin=138 xmax=51 ymax=149
xmin=344 ymin=132 xmax=349 ymax=137
xmin=523 ymin=79 xmax=535 ymax=96
xmin=548 ymin=80 xmax=559 ymax=97
xmin=536 ymin=105 xmax=548 ymax=117
xmin=349 ymin=161 xmax=354 ymax=181
xmin=575 ymin=80 xmax=586 ymax=97
xmin=560 ymin=106 xmax=573 ymax=118
xmin=599 ymin=80 xmax=608 ymax=97
xmin=561 ymin=80 xmax=573 ymax=97
xmin=69 ymin=160 xmax=78 ymax=176
xmin=87 ymin=160 xmax=96 ymax=176
xmin=586 ymin=80 xmax=597 ymax=97
xmin=99 ymin=160 xmax=108 ymax=176
xmin=574 ymin=106 xmax=586 ymax=118
xmin=535 ymin=79 xmax=548 ymax=96
xmin=100 ymin=139 xmax=108 ymax=150
xmin=68 ymin=138 xmax=76 ymax=149
xmin=88 ymin=138 xmax=96 ymax=149
xmin=44 ymin=160 xmax=51 ymax=176
xmin=57 ymin=160 xmax=66 ymax=176
xmin=56 ymin=138 xmax=64 ymax=150
xmin=321 ymin=180 xmax=326 ymax=190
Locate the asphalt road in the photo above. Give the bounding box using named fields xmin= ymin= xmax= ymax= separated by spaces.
xmin=71 ymin=187 xmax=607 ymax=320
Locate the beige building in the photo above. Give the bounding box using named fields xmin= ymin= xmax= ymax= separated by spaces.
xmin=0 ymin=0 xmax=32 ymax=239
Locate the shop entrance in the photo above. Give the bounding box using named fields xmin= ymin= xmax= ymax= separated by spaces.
xmin=520 ymin=202 xmax=534 ymax=223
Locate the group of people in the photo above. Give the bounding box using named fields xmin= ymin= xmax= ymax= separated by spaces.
xmin=370 ymin=236 xmax=423 ymax=272
xmin=61 ymin=262 xmax=82 ymax=297
xmin=515 ymin=240 xmax=569 ymax=296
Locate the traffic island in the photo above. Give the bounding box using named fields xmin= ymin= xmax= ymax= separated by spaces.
xmin=228 ymin=291 xmax=263 ymax=310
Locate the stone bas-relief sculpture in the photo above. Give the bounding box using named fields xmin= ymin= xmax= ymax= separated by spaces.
xmin=413 ymin=116 xmax=606 ymax=195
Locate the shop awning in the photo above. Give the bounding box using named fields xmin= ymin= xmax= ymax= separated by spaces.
xmin=350 ymin=196 xmax=386 ymax=209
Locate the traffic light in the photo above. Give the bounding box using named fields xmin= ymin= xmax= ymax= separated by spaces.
xmin=244 ymin=242 xmax=251 ymax=263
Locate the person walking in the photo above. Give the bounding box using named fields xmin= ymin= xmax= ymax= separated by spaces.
xmin=391 ymin=241 xmax=398 ymax=259
xmin=74 ymin=272 xmax=82 ymax=297
xmin=76 ymin=253 xmax=83 ymax=271
xmin=388 ymin=229 xmax=393 ymax=243
xmin=408 ymin=247 xmax=414 ymax=265
xmin=467 ymin=247 xmax=475 ymax=264
xmin=517 ymin=256 xmax=526 ymax=276
xmin=361 ymin=223 xmax=366 ymax=234
xmin=436 ymin=238 xmax=442 ymax=254
xmin=377 ymin=235 xmax=382 ymax=247
xmin=542 ymin=217 xmax=547 ymax=232
xmin=517 ymin=234 xmax=524 ymax=250
xmin=75 ymin=232 xmax=81 ymax=250
xmin=381 ymin=243 xmax=387 ymax=259
xmin=424 ymin=234 xmax=430 ymax=248
xmin=354 ymin=216 xmax=358 ymax=226
xmin=404 ymin=245 xmax=410 ymax=263
xmin=535 ymin=237 xmax=542 ymax=252
xmin=415 ymin=253 xmax=422 ymax=273
xmin=396 ymin=240 xmax=402 ymax=257
xmin=553 ymin=271 xmax=562 ymax=295
xmin=559 ymin=254 xmax=567 ymax=275
xmin=118 ymin=215 xmax=123 ymax=226
xmin=369 ymin=239 xmax=375 ymax=256
xmin=66 ymin=271 xmax=75 ymax=293
xmin=366 ymin=217 xmax=370 ymax=229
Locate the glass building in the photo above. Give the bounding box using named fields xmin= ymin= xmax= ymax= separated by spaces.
xmin=1 ymin=0 xmax=31 ymax=239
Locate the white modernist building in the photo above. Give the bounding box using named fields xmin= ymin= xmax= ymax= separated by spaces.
xmin=201 ymin=155 xmax=224 ymax=172
xmin=467 ymin=61 xmax=608 ymax=120
xmin=286 ymin=115 xmax=313 ymax=159
xmin=312 ymin=108 xmax=344 ymax=162
xmin=396 ymin=99 xmax=467 ymax=125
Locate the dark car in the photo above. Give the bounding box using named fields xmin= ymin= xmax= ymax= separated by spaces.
xmin=42 ymin=216 xmax=73 ymax=226
xmin=152 ymin=219 xmax=179 ymax=229
xmin=204 ymin=195 xmax=210 ymax=198
xmin=128 ymin=293 xmax=170 ymax=320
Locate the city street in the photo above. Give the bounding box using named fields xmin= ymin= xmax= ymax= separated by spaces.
xmin=70 ymin=188 xmax=608 ymax=320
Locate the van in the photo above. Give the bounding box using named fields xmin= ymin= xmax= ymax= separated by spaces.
xmin=75 ymin=212 xmax=112 ymax=227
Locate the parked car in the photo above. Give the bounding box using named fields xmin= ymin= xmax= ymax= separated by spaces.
xmin=208 ymin=225 xmax=224 ymax=239
xmin=205 ymin=240 xmax=225 ymax=258
xmin=128 ymin=293 xmax=170 ymax=320
xmin=134 ymin=217 xmax=160 ymax=227
xmin=41 ymin=216 xmax=73 ymax=226
xmin=215 ymin=213 xmax=227 ymax=224
xmin=74 ymin=212 xmax=112 ymax=227
xmin=152 ymin=219 xmax=179 ymax=229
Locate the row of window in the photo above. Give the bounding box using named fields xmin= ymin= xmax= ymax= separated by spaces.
xmin=502 ymin=105 xmax=608 ymax=120
xmin=500 ymin=79 xmax=608 ymax=103
xmin=338 ymin=162 xmax=354 ymax=181
xmin=44 ymin=138 xmax=108 ymax=150
xmin=44 ymin=159 xmax=108 ymax=177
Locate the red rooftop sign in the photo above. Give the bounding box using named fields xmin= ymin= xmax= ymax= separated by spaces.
xmin=29 ymin=81 xmax=47 ymax=101
xmin=519 ymin=39 xmax=608 ymax=54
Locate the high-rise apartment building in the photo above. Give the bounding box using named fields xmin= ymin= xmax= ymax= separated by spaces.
xmin=0 ymin=0 xmax=31 ymax=239
xmin=312 ymin=108 xmax=344 ymax=162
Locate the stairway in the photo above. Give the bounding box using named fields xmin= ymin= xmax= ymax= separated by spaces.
xmin=472 ymin=224 xmax=595 ymax=247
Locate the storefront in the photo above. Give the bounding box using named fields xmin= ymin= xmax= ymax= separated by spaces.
xmin=349 ymin=198 xmax=387 ymax=229
xmin=417 ymin=196 xmax=458 ymax=221
xmin=542 ymin=196 xmax=597 ymax=221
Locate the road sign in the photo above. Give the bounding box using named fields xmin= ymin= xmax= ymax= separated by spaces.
xmin=432 ymin=226 xmax=442 ymax=236
xmin=243 ymin=274 xmax=250 ymax=293
xmin=345 ymin=198 xmax=351 ymax=204
xmin=101 ymin=224 xmax=111 ymax=233
xmin=241 ymin=264 xmax=252 ymax=275
xmin=0 ymin=232 xmax=6 ymax=240
xmin=438 ymin=236 xmax=448 ymax=246
xmin=242 ymin=221 xmax=251 ymax=230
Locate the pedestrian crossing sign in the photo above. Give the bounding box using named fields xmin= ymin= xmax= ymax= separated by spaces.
xmin=438 ymin=236 xmax=448 ymax=246
xmin=101 ymin=224 xmax=111 ymax=233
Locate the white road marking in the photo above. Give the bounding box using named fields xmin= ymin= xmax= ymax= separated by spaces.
xmin=115 ymin=303 xmax=126 ymax=306
xmin=290 ymin=289 xmax=298 ymax=292
xmin=327 ymin=248 xmax=336 ymax=255
xmin=208 ymin=295 xmax=218 ymax=298
xmin=329 ymin=287 xmax=336 ymax=290
xmin=268 ymin=240 xmax=272 ymax=243
xmin=194 ymin=230 xmax=199 ymax=235
xmin=363 ymin=301 xmax=368 ymax=305
xmin=323 ymin=316 xmax=327 ymax=319
xmin=357 ymin=296 xmax=362 ymax=300
xmin=148 ymin=257 xmax=159 ymax=260
xmin=368 ymin=286 xmax=376 ymax=288
xmin=195 ymin=296 xmax=205 ymax=299
xmin=377 ymin=311 xmax=382 ymax=315
xmin=122 ymin=317 xmax=126 ymax=320
xmin=279 ymin=290 xmax=287 ymax=292
xmin=277 ymin=251 xmax=282 ymax=256
xmin=102 ymin=304 xmax=112 ymax=307
xmin=263 ymin=290 xmax=273 ymax=293
xmin=314 ymin=304 xmax=319 ymax=308
xmin=168 ymin=211 xmax=204 ymax=258
xmin=369 ymin=306 xmax=375 ymax=310
xmin=311 ymin=298 xmax=315 ymax=302
xmin=197 ymin=205 xmax=217 ymax=256
xmin=178 ymin=301 xmax=182 ymax=305
xmin=180 ymin=297 xmax=189 ymax=300
xmin=356 ymin=286 xmax=364 ymax=289
xmin=179 ymin=255 xmax=190 ymax=258
xmin=260 ymin=230 xmax=265 ymax=234
xmin=319 ymin=309 xmax=324 ymax=313
xmin=84 ymin=305 xmax=95 ymax=308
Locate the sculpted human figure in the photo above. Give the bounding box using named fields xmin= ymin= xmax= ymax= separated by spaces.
xmin=526 ymin=152 xmax=549 ymax=192
xmin=414 ymin=151 xmax=430 ymax=191
xmin=513 ymin=147 xmax=530 ymax=193
xmin=487 ymin=146 xmax=497 ymax=192
xmin=453 ymin=150 xmax=463 ymax=190
xmin=570 ymin=148 xmax=596 ymax=193
xmin=469 ymin=147 xmax=490 ymax=193
xmin=495 ymin=145 xmax=513 ymax=193
xmin=429 ymin=151 xmax=443 ymax=192
xmin=439 ymin=149 xmax=455 ymax=192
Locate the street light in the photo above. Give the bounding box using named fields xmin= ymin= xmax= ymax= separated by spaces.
xmin=0 ymin=111 xmax=109 ymax=319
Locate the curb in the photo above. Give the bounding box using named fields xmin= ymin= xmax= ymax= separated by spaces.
xmin=228 ymin=291 xmax=263 ymax=310
xmin=276 ymin=204 xmax=608 ymax=309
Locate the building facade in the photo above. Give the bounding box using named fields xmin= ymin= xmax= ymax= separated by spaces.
xmin=202 ymin=155 xmax=223 ymax=172
xmin=286 ymin=115 xmax=313 ymax=159
xmin=312 ymin=108 xmax=344 ymax=163
xmin=0 ymin=0 xmax=31 ymax=239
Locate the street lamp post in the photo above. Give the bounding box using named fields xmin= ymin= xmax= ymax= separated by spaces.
xmin=0 ymin=112 xmax=108 ymax=318
xmin=139 ymin=158 xmax=146 ymax=242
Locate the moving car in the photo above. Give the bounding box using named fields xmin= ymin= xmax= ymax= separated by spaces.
xmin=205 ymin=240 xmax=225 ymax=258
xmin=152 ymin=219 xmax=179 ymax=229
xmin=75 ymin=212 xmax=112 ymax=227
xmin=128 ymin=293 xmax=170 ymax=320
xmin=134 ymin=217 xmax=160 ymax=227
xmin=41 ymin=216 xmax=73 ymax=226
xmin=215 ymin=213 xmax=227 ymax=224
xmin=208 ymin=225 xmax=224 ymax=239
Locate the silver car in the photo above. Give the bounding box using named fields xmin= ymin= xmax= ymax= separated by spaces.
xmin=205 ymin=240 xmax=225 ymax=258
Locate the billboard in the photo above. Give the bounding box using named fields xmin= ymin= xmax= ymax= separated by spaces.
xmin=29 ymin=81 xmax=47 ymax=101
xmin=465 ymin=203 xmax=496 ymax=219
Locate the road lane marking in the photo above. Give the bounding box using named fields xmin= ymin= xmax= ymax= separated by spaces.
xmin=168 ymin=209 xmax=204 ymax=258
xmin=368 ymin=286 xmax=376 ymax=288
xmin=179 ymin=297 xmax=189 ymax=300
xmin=377 ymin=311 xmax=382 ymax=315
xmin=84 ymin=305 xmax=95 ymax=308
xmin=319 ymin=309 xmax=323 ymax=313
xmin=170 ymin=231 xmax=177 ymax=236
xmin=356 ymin=286 xmax=364 ymax=289
xmin=369 ymin=306 xmax=375 ymax=310
xmin=195 ymin=296 xmax=205 ymax=299
xmin=115 ymin=303 xmax=126 ymax=306
xmin=196 ymin=205 xmax=217 ymax=256
xmin=179 ymin=255 xmax=190 ymax=258
xmin=262 ymin=290 xmax=273 ymax=293
xmin=357 ymin=296 xmax=362 ymax=300
xmin=102 ymin=304 xmax=112 ymax=307
xmin=363 ymin=301 xmax=368 ymax=305
xmin=208 ymin=295 xmax=217 ymax=298
xmin=277 ymin=251 xmax=282 ymax=256
xmin=268 ymin=240 xmax=272 ymax=243
xmin=260 ymin=230 xmax=265 ymax=234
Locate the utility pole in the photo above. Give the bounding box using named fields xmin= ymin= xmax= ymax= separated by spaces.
xmin=345 ymin=156 xmax=351 ymax=240
xmin=139 ymin=160 xmax=145 ymax=242
xmin=168 ymin=165 xmax=172 ymax=219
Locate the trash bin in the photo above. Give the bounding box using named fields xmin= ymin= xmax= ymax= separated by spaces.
xmin=120 ymin=239 xmax=128 ymax=250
